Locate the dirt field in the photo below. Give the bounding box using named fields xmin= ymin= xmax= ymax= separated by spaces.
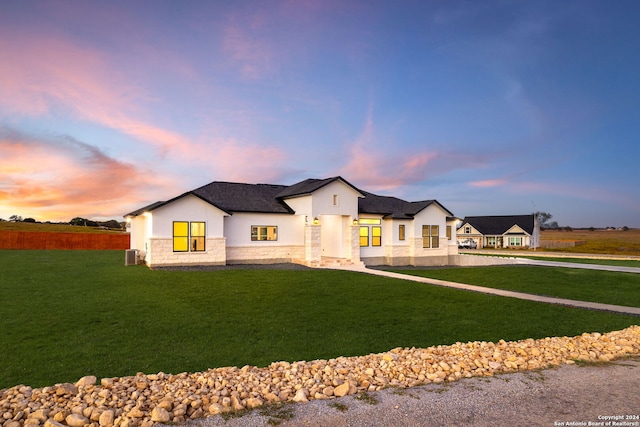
xmin=541 ymin=229 xmax=640 ymax=255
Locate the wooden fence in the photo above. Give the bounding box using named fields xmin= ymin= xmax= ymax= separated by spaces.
xmin=0 ymin=231 xmax=130 ymax=250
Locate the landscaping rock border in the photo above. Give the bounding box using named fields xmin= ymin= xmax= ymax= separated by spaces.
xmin=2 ymin=326 xmax=639 ymax=427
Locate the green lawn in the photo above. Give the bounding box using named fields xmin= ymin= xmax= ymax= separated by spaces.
xmin=1 ymin=250 xmax=638 ymax=390
xmin=390 ymin=266 xmax=640 ymax=307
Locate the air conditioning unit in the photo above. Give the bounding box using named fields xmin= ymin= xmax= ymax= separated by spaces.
xmin=125 ymin=249 xmax=139 ymax=266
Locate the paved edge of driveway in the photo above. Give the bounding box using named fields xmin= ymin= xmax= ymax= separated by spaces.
xmin=515 ymin=257 xmax=640 ymax=273
xmin=339 ymin=265 xmax=640 ymax=316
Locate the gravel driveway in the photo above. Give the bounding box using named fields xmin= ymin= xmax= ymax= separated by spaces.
xmin=168 ymin=357 xmax=640 ymax=427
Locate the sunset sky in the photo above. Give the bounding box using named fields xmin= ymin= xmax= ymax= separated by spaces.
xmin=1 ymin=1 xmax=639 ymax=228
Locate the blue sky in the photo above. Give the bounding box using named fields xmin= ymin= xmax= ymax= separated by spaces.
xmin=1 ymin=0 xmax=639 ymax=227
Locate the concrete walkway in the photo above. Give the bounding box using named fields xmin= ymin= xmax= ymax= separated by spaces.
xmin=514 ymin=257 xmax=640 ymax=273
xmin=337 ymin=263 xmax=640 ymax=316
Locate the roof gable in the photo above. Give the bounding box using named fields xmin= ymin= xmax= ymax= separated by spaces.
xmin=276 ymin=176 xmax=363 ymax=199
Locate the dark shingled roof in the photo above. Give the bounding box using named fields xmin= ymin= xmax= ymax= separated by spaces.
xmin=275 ymin=177 xmax=362 ymax=199
xmin=125 ymin=176 xmax=454 ymax=220
xmin=192 ymin=181 xmax=292 ymax=213
xmin=359 ymin=191 xmax=453 ymax=219
xmin=461 ymin=215 xmax=535 ymax=235
xmin=125 ymin=201 xmax=167 ymax=217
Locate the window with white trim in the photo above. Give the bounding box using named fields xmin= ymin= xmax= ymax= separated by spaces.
xmin=509 ymin=236 xmax=522 ymax=246
xmin=251 ymin=226 xmax=278 ymax=241
xmin=422 ymin=225 xmax=439 ymax=248
xmin=359 ymin=219 xmax=382 ymax=247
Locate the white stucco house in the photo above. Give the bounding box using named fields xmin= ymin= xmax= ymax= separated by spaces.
xmin=457 ymin=214 xmax=540 ymax=249
xmin=124 ymin=176 xmax=459 ymax=268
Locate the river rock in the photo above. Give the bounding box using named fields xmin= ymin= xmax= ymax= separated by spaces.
xmin=98 ymin=410 xmax=114 ymax=427
xmin=150 ymin=407 xmax=170 ymax=423
xmin=55 ymin=384 xmax=78 ymax=396
xmin=65 ymin=414 xmax=88 ymax=427
xmin=76 ymin=376 xmax=97 ymax=388
xmin=333 ymin=382 xmax=350 ymax=397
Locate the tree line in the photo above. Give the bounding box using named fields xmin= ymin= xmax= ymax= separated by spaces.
xmin=535 ymin=212 xmax=630 ymax=231
xmin=1 ymin=215 xmax=126 ymax=230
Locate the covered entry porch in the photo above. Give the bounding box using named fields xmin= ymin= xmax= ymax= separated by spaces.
xmin=300 ymin=214 xmax=361 ymax=267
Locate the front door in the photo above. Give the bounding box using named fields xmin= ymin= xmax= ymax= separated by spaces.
xmin=320 ymin=215 xmax=345 ymax=258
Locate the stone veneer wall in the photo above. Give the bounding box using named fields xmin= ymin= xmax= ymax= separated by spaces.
xmin=384 ymin=244 xmax=411 ymax=266
xmin=226 ymin=245 xmax=304 ymax=265
xmin=303 ymin=225 xmax=321 ymax=267
xmin=345 ymin=225 xmax=360 ymax=264
xmin=147 ymin=238 xmax=226 ymax=267
xmin=409 ymin=237 xmax=450 ymax=266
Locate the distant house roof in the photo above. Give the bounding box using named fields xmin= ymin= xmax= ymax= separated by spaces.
xmin=460 ymin=215 xmax=535 ymax=235
xmin=125 ymin=176 xmax=453 ymax=220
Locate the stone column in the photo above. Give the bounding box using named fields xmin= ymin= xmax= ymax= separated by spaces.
xmin=345 ymin=225 xmax=360 ymax=263
xmin=304 ymin=224 xmax=321 ymax=267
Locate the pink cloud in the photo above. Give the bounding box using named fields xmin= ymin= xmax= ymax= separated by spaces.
xmin=338 ymin=109 xmax=477 ymax=191
xmin=0 ymin=28 xmax=202 ymax=162
xmin=469 ymin=179 xmax=508 ymax=187
xmin=0 ymin=128 xmax=176 ymax=221
xmin=191 ymin=137 xmax=293 ymax=184
xmin=0 ymin=30 xmax=136 ymax=117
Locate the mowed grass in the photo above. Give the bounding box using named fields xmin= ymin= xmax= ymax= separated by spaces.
xmin=392 ymin=266 xmax=640 ymax=307
xmin=1 ymin=251 xmax=638 ymax=390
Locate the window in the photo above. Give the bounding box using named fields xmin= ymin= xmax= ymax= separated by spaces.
xmin=251 ymin=226 xmax=278 ymax=241
xmin=173 ymin=221 xmax=205 ymax=252
xmin=360 ymin=220 xmax=382 ymax=247
xmin=465 ymin=226 xmax=471 ymax=234
xmin=332 ymin=194 xmax=339 ymax=206
xmin=487 ymin=236 xmax=496 ymax=246
xmin=422 ymin=225 xmax=439 ymax=248
xmin=359 ymin=226 xmax=369 ymax=247
xmin=359 ymin=218 xmax=381 ymax=225
xmin=446 ymin=226 xmax=452 ymax=240
xmin=191 ymin=222 xmax=206 ymax=251
xmin=173 ymin=221 xmax=189 ymax=252
xmin=372 ymin=226 xmax=381 ymax=246
xmin=399 ymin=224 xmax=405 ymax=241
xmin=509 ymin=236 xmax=522 ymax=246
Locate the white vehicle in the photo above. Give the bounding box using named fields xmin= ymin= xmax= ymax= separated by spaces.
xmin=457 ymin=238 xmax=477 ymax=249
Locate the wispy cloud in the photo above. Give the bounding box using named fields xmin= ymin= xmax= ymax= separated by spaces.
xmin=339 ymin=108 xmax=491 ymax=191
xmin=222 ymin=14 xmax=277 ymax=80
xmin=0 ymin=127 xmax=173 ymax=221
xmin=469 ymin=179 xmax=508 ymax=188
xmin=193 ymin=137 xmax=293 ymax=184
xmin=0 ymin=28 xmax=201 ymax=162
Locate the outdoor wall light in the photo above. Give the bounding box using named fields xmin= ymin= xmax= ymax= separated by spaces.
xmin=313 ymin=217 xmax=319 ymax=225
xmin=353 ymin=219 xmax=358 ymax=225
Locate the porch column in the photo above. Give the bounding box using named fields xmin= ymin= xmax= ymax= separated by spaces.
xmin=345 ymin=225 xmax=361 ymax=263
xmin=304 ymin=224 xmax=321 ymax=267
